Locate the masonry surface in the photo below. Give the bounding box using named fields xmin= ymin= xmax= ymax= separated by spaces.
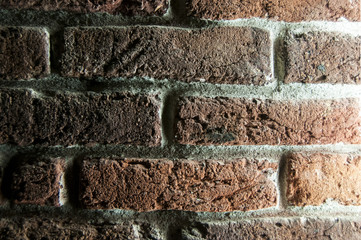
xmin=0 ymin=0 xmax=361 ymax=239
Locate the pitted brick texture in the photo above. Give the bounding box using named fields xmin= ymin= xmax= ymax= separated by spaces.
xmin=176 ymin=218 xmax=361 ymax=240
xmin=176 ymin=97 xmax=361 ymax=145
xmin=0 ymin=89 xmax=161 ymax=146
xmin=0 ymin=217 xmax=162 ymax=240
xmin=0 ymin=0 xmax=168 ymax=16
xmin=8 ymin=158 xmax=65 ymax=206
xmin=284 ymin=32 xmax=361 ymax=84
xmin=79 ymin=158 xmax=277 ymax=211
xmin=187 ymin=0 xmax=361 ymax=21
xmin=62 ymin=26 xmax=271 ymax=85
xmin=0 ymin=27 xmax=50 ymax=80
xmin=287 ymin=153 xmax=361 ymax=206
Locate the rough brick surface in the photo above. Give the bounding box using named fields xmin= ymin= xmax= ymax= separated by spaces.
xmin=176 ymin=97 xmax=361 ymax=145
xmin=284 ymin=32 xmax=361 ymax=84
xmin=287 ymin=153 xmax=361 ymax=206
xmin=79 ymin=158 xmax=277 ymax=211
xmin=8 ymin=158 xmax=65 ymax=206
xmin=0 ymin=89 xmax=161 ymax=146
xmin=62 ymin=26 xmax=271 ymax=85
xmin=176 ymin=218 xmax=361 ymax=240
xmin=0 ymin=0 xmax=168 ymax=16
xmin=0 ymin=27 xmax=50 ymax=80
xmin=187 ymin=0 xmax=361 ymax=21
xmin=0 ymin=217 xmax=162 ymax=240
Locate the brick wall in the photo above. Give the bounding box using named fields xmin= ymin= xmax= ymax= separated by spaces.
xmin=0 ymin=0 xmax=360 ymax=239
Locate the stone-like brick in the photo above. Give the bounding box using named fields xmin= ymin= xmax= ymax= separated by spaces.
xmin=0 ymin=27 xmax=50 ymax=80
xmin=287 ymin=153 xmax=361 ymax=206
xmin=8 ymin=158 xmax=65 ymax=206
xmin=79 ymin=158 xmax=277 ymax=211
xmin=176 ymin=218 xmax=361 ymax=240
xmin=0 ymin=217 xmax=162 ymax=240
xmin=62 ymin=26 xmax=271 ymax=85
xmin=186 ymin=0 xmax=361 ymax=21
xmin=175 ymin=97 xmax=361 ymax=145
xmin=0 ymin=0 xmax=168 ymax=16
xmin=284 ymin=32 xmax=361 ymax=84
xmin=0 ymin=89 xmax=161 ymax=146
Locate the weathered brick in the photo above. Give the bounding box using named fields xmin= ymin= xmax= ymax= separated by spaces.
xmin=62 ymin=26 xmax=271 ymax=85
xmin=175 ymin=97 xmax=361 ymax=145
xmin=0 ymin=89 xmax=161 ymax=146
xmin=175 ymin=218 xmax=361 ymax=240
xmin=0 ymin=0 xmax=168 ymax=16
xmin=284 ymin=32 xmax=361 ymax=84
xmin=0 ymin=27 xmax=50 ymax=80
xmin=80 ymin=158 xmax=277 ymax=211
xmin=7 ymin=158 xmax=65 ymax=206
xmin=287 ymin=153 xmax=361 ymax=206
xmin=187 ymin=0 xmax=361 ymax=21
xmin=0 ymin=217 xmax=163 ymax=240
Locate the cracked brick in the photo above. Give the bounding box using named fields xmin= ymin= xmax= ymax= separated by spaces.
xmin=186 ymin=0 xmax=361 ymax=21
xmin=175 ymin=97 xmax=361 ymax=145
xmin=0 ymin=0 xmax=168 ymax=16
xmin=284 ymin=31 xmax=361 ymax=84
xmin=79 ymin=158 xmax=277 ymax=211
xmin=61 ymin=26 xmax=271 ymax=85
xmin=287 ymin=153 xmax=361 ymax=206
xmin=0 ymin=89 xmax=161 ymax=146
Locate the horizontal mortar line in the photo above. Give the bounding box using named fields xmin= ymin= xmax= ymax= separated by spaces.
xmin=2 ymin=77 xmax=361 ymax=100
xmin=1 ymin=144 xmax=361 ymax=159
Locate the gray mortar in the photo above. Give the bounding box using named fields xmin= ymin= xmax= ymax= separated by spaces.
xmin=1 ymin=3 xmax=361 ymax=238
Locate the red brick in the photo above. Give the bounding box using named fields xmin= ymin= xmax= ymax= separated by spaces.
xmin=61 ymin=26 xmax=271 ymax=85
xmin=8 ymin=158 xmax=65 ymax=206
xmin=0 ymin=217 xmax=161 ymax=239
xmin=187 ymin=0 xmax=361 ymax=21
xmin=79 ymin=158 xmax=277 ymax=211
xmin=0 ymin=0 xmax=168 ymax=16
xmin=0 ymin=89 xmax=161 ymax=146
xmin=284 ymin=32 xmax=361 ymax=84
xmin=175 ymin=97 xmax=361 ymax=145
xmin=287 ymin=153 xmax=361 ymax=206
xmin=0 ymin=27 xmax=50 ymax=80
xmin=175 ymin=218 xmax=361 ymax=239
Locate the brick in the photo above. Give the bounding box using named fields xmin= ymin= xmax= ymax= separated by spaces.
xmin=284 ymin=32 xmax=361 ymax=84
xmin=61 ymin=26 xmax=271 ymax=85
xmin=0 ymin=89 xmax=161 ymax=146
xmin=287 ymin=153 xmax=361 ymax=206
xmin=175 ymin=97 xmax=361 ymax=145
xmin=79 ymin=158 xmax=277 ymax=211
xmin=175 ymin=218 xmax=361 ymax=239
xmin=0 ymin=27 xmax=50 ymax=80
xmin=0 ymin=217 xmax=162 ymax=240
xmin=186 ymin=0 xmax=361 ymax=21
xmin=0 ymin=0 xmax=168 ymax=16
xmin=7 ymin=158 xmax=65 ymax=206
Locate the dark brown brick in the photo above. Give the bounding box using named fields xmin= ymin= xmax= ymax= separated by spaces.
xmin=176 ymin=218 xmax=361 ymax=240
xmin=187 ymin=0 xmax=361 ymax=21
xmin=0 ymin=0 xmax=168 ymax=16
xmin=0 ymin=89 xmax=161 ymax=146
xmin=287 ymin=153 xmax=361 ymax=206
xmin=284 ymin=32 xmax=361 ymax=84
xmin=8 ymin=158 xmax=65 ymax=206
xmin=0 ymin=217 xmax=162 ymax=240
xmin=175 ymin=97 xmax=361 ymax=145
xmin=79 ymin=158 xmax=277 ymax=211
xmin=62 ymin=26 xmax=271 ymax=85
xmin=0 ymin=27 xmax=50 ymax=80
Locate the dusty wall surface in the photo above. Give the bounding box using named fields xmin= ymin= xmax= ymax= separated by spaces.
xmin=0 ymin=0 xmax=361 ymax=239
